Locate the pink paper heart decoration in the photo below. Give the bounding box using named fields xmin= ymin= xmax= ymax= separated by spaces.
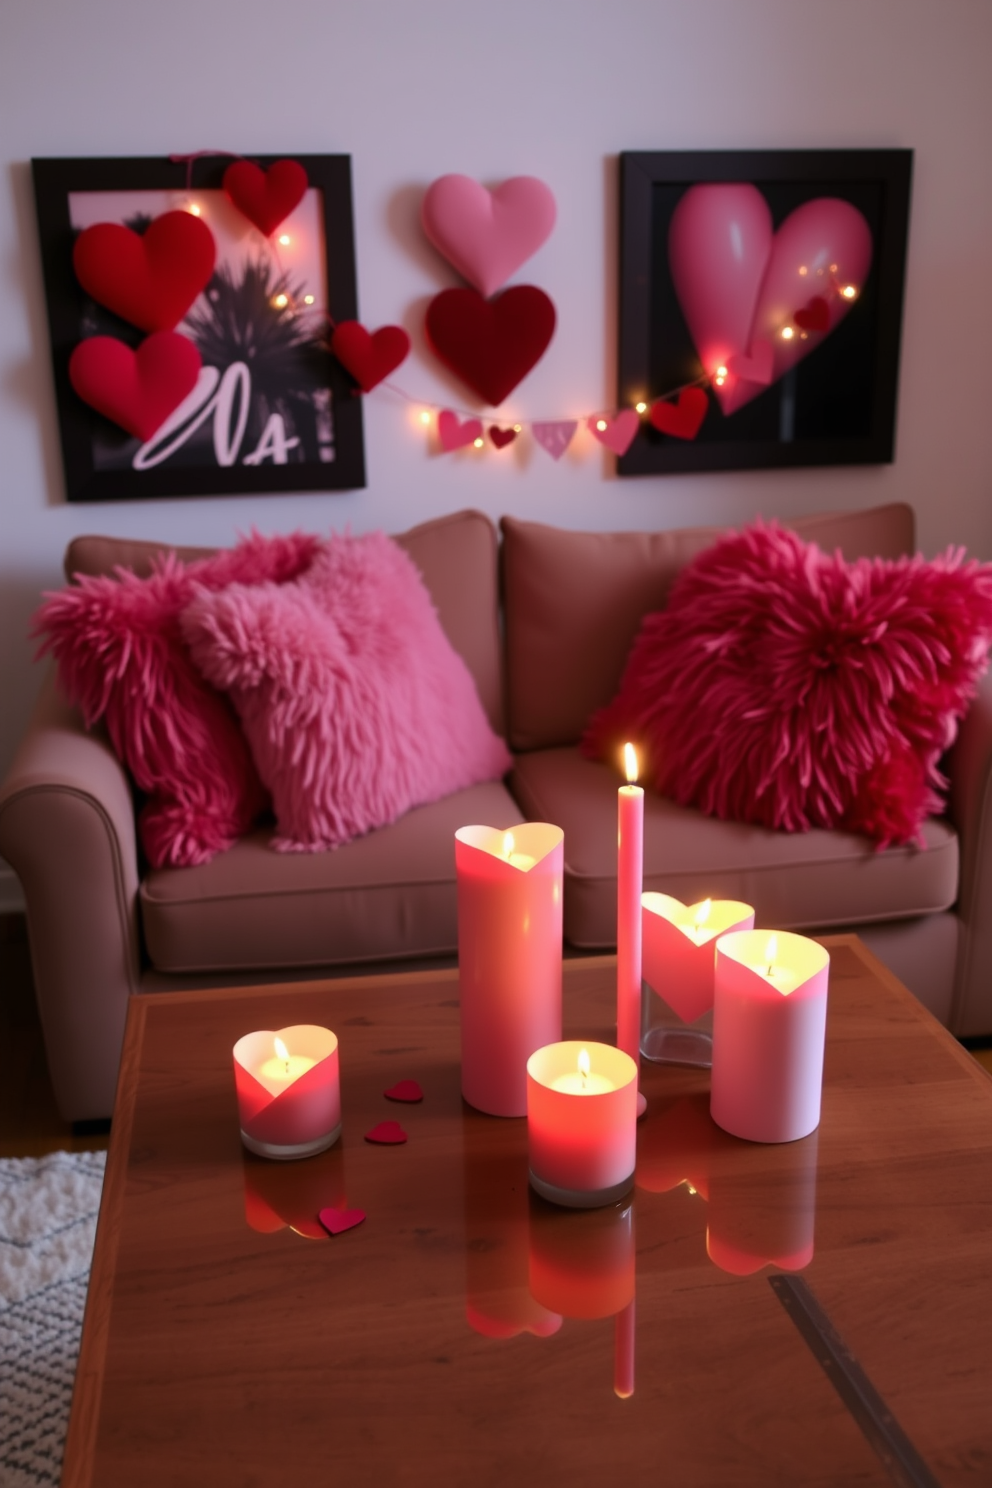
xmin=384 ymin=1080 xmax=423 ymax=1103
xmin=727 ymin=339 xmax=773 ymax=386
xmin=364 ymin=1120 xmax=408 ymax=1145
xmin=422 ymin=175 xmax=557 ymax=298
xmin=669 ymin=184 xmax=872 ymax=415
xmin=587 ymin=410 xmax=638 ymax=456
xmin=532 ymin=420 xmax=576 ymax=461
xmin=318 ymin=1206 xmax=366 ymax=1236
xmin=437 ymin=410 xmax=484 ymax=451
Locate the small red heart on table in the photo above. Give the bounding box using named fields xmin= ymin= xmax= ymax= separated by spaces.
xmin=587 ymin=410 xmax=639 ymax=456
xmin=318 ymin=1206 xmax=366 ymax=1236
xmin=425 ymin=286 xmax=556 ymax=406
xmin=437 ymin=410 xmax=483 ymax=451
xmin=223 ymin=158 xmax=309 ymax=236
xmin=727 ymin=340 xmax=773 ymax=386
xmin=488 ymin=425 xmax=517 ymax=449
xmin=649 ymin=387 xmax=709 ymax=441
xmin=331 ymin=322 xmax=410 ymax=392
xmin=384 ymin=1080 xmax=423 ymax=1103
xmin=73 ymin=211 xmax=216 ymax=333
xmin=793 ymin=295 xmax=831 ymax=333
xmin=365 ymin=1121 xmax=408 ymax=1145
xmin=68 ymin=332 xmax=202 ymax=443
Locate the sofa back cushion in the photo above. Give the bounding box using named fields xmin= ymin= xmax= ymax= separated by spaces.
xmin=65 ymin=507 xmax=504 ymax=735
xmin=500 ymin=502 xmax=916 ymax=752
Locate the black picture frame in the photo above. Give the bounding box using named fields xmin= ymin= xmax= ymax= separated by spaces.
xmin=617 ymin=149 xmax=912 ymax=477
xmin=32 ymin=154 xmax=366 ymax=502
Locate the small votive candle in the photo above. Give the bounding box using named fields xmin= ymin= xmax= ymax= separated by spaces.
xmin=711 ymin=931 xmax=830 ymax=1143
xmin=527 ymin=1041 xmax=638 ymax=1208
xmin=233 ymin=1024 xmax=341 ymax=1160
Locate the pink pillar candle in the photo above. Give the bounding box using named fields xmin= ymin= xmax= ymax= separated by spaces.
xmin=711 ymin=931 xmax=830 ymax=1143
xmin=527 ymin=1041 xmax=638 ymax=1207
xmin=642 ymin=894 xmax=755 ymax=1024
xmin=616 ymin=746 xmax=644 ymax=1072
xmin=456 ymin=823 xmax=564 ymax=1117
xmin=233 ymin=1024 xmax=341 ymax=1160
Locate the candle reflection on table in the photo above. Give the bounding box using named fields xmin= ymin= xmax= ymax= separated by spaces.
xmin=463 ymin=1147 xmax=562 ymax=1339
xmin=242 ymin=1145 xmax=347 ymax=1240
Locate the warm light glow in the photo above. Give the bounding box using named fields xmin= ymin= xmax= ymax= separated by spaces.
xmin=272 ymin=293 xmax=289 ymax=309
xmin=781 ymin=326 xmax=795 ymax=340
xmin=503 ymin=831 xmax=515 ymax=859
xmin=278 ymin=233 xmax=291 ymax=246
xmin=419 ymin=409 xmax=431 ymax=425
xmin=274 ymin=1036 xmax=290 ymax=1072
xmin=635 ymin=401 xmax=648 ymax=414
xmin=694 ymin=899 xmax=712 ymax=932
xmin=596 ymin=419 xmax=608 ymax=431
xmin=303 ymin=294 xmax=315 ymax=305
xmin=798 ymin=265 xmax=807 ymax=276
xmin=623 ymin=742 xmax=638 ymax=784
xmin=716 ymin=366 xmax=728 ymax=378
xmin=841 ymin=284 xmax=858 ymax=299
xmin=187 ymin=202 xmax=202 ymax=216
xmin=765 ymin=935 xmax=778 ymax=975
xmin=578 ymin=1047 xmax=591 ymax=1085
xmin=473 ymin=436 xmax=484 ymax=449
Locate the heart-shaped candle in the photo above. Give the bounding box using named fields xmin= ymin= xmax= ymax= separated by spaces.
xmin=641 ymin=894 xmax=755 ymax=1026
xmin=233 ymin=1025 xmax=340 ymax=1161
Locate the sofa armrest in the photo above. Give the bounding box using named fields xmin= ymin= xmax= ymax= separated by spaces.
xmin=0 ymin=668 xmax=141 ymax=1120
xmin=948 ymin=670 xmax=992 ymax=1035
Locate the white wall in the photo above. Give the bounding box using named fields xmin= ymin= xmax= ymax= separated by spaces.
xmin=1 ymin=0 xmax=991 ymax=792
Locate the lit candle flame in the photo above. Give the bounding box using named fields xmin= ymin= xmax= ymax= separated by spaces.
xmin=578 ymin=1048 xmax=591 ymax=1087
xmin=764 ymin=934 xmax=778 ymax=977
xmin=273 ymin=1036 xmax=290 ymax=1074
xmin=623 ymin=742 xmax=639 ymax=784
xmin=694 ymin=898 xmax=712 ymax=932
xmin=503 ymin=831 xmax=515 ymax=859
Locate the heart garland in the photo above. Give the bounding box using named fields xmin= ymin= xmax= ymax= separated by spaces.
xmin=649 ymin=388 xmax=709 ymax=442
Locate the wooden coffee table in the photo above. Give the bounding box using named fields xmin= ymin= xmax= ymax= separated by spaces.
xmin=63 ymin=937 xmax=991 ymax=1487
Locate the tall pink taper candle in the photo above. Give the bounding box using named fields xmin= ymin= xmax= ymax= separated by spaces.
xmin=617 ymin=744 xmax=644 ymax=1109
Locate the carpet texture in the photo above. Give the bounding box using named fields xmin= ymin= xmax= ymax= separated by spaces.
xmin=0 ymin=1152 xmax=106 ymax=1487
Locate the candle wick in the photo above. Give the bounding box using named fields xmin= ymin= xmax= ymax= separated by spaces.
xmin=766 ymin=963 xmax=774 ymax=978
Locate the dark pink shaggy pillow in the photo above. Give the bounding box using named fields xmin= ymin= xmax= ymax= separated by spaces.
xmin=583 ymin=523 xmax=992 ymax=848
xmin=180 ymin=531 xmax=512 ymax=852
xmin=33 ymin=532 xmax=322 ymax=867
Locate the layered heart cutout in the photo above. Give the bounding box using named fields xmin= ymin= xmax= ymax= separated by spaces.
xmin=331 ymin=321 xmax=410 ymax=391
xmin=73 ymin=211 xmax=216 ymax=333
xmin=426 ymin=286 xmax=555 ymax=406
xmin=68 ymin=332 xmax=203 ymax=443
xmin=223 ymin=158 xmax=309 ymax=237
xmin=668 ymin=184 xmax=873 ymax=415
xmin=422 ymin=175 xmax=556 ymax=298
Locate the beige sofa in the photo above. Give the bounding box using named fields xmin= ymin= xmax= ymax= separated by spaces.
xmin=2 ymin=501 xmax=990 ymax=1123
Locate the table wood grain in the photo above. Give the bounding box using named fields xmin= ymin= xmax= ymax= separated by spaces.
xmin=62 ymin=937 xmax=992 ymax=1487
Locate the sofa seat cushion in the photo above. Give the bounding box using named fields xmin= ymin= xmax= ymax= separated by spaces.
xmin=510 ymin=748 xmax=959 ymax=948
xmin=140 ymin=779 xmax=523 ymax=973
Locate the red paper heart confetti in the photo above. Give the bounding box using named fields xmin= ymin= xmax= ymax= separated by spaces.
xmin=437 ymin=410 xmax=484 ymax=451
xmin=331 ymin=321 xmax=411 ymax=392
xmin=364 ymin=1121 xmax=408 ymax=1145
xmin=727 ymin=340 xmax=774 ymax=386
xmin=318 ymin=1206 xmax=366 ymax=1236
xmin=425 ymin=286 xmax=556 ymax=406
xmin=72 ymin=211 xmax=216 ymax=333
xmin=223 ymin=158 xmax=309 ymax=237
xmin=649 ymin=387 xmax=709 ymax=441
xmin=587 ymin=409 xmax=639 ymax=456
xmin=488 ymin=425 xmax=518 ymax=449
xmin=68 ymin=332 xmax=202 ymax=443
xmin=384 ymin=1080 xmax=423 ymax=1103
xmin=793 ymin=295 xmax=831 ymax=333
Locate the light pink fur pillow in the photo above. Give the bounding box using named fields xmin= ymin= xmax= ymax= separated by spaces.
xmin=180 ymin=532 xmax=512 ymax=851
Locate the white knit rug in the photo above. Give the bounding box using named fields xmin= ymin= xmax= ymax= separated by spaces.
xmin=0 ymin=1152 xmax=106 ymax=1487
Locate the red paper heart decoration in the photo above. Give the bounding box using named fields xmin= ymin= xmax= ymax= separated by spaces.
xmin=318 ymin=1206 xmax=366 ymax=1236
xmin=72 ymin=211 xmax=216 ymax=333
xmin=437 ymin=410 xmax=484 ymax=451
xmin=364 ymin=1120 xmax=408 ymax=1145
xmin=330 ymin=321 xmax=410 ymax=392
xmin=649 ymin=388 xmax=709 ymax=441
xmin=793 ymin=295 xmax=831 ymax=333
xmin=384 ymin=1080 xmax=423 ymax=1103
xmin=425 ymin=286 xmax=556 ymax=407
xmin=223 ymin=159 xmax=309 ymax=237
xmin=68 ymin=332 xmax=202 ymax=442
xmin=587 ymin=410 xmax=639 ymax=456
xmin=488 ymin=425 xmax=518 ymax=449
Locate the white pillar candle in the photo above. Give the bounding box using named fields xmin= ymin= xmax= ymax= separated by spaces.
xmin=710 ymin=931 xmax=830 ymax=1143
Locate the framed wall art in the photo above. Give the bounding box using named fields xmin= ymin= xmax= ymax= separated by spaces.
xmin=616 ymin=149 xmax=912 ymax=477
xmin=32 ymin=154 xmax=366 ymax=502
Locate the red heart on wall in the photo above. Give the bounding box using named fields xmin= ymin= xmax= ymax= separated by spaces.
xmin=425 ymin=286 xmax=556 ymax=406
xmin=331 ymin=321 xmax=410 ymax=391
xmin=223 ymin=159 xmax=309 ymax=236
xmin=73 ymin=211 xmax=216 ymax=334
xmin=649 ymin=387 xmax=709 ymax=441
xmin=488 ymin=425 xmax=518 ymax=449
xmin=68 ymin=332 xmax=202 ymax=442
xmin=437 ymin=410 xmax=483 ymax=451
xmin=793 ymin=295 xmax=831 ymax=332
xmin=587 ymin=410 xmax=639 ymax=456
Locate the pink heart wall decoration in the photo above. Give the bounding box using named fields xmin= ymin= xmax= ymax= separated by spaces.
xmin=422 ymin=175 xmax=557 ymax=298
xmin=587 ymin=410 xmax=638 ymax=456
xmin=668 ymin=184 xmax=872 ymax=415
xmin=437 ymin=410 xmax=484 ymax=451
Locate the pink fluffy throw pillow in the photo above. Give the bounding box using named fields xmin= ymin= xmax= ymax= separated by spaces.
xmin=34 ymin=532 xmax=322 ymax=867
xmin=180 ymin=532 xmax=512 ymax=851
xmin=583 ymin=523 xmax=992 ymax=848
